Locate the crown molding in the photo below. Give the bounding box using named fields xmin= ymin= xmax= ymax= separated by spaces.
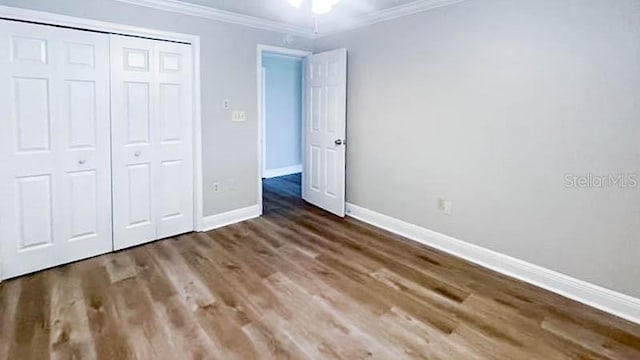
xmin=317 ymin=0 xmax=467 ymax=36
xmin=113 ymin=0 xmax=467 ymax=38
xmin=113 ymin=0 xmax=316 ymax=37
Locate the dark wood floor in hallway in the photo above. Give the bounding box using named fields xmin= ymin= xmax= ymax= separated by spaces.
xmin=1 ymin=173 xmax=639 ymax=359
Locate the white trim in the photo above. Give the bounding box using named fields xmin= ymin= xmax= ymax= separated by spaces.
xmin=346 ymin=202 xmax=640 ymax=325
xmin=199 ymin=205 xmax=261 ymax=232
xmin=257 ymin=45 xmax=312 ymax=215
xmin=0 ymin=0 xmax=470 ymax=39
xmin=192 ymin=37 xmax=205 ymax=233
xmin=0 ymin=5 xmax=198 ymax=43
xmin=114 ymin=0 xmax=314 ymax=37
xmin=0 ymin=5 xmax=205 ymax=254
xmin=109 ymin=0 xmax=469 ymax=38
xmin=263 ymin=165 xmax=303 ymax=179
xmin=319 ymin=0 xmax=467 ymax=36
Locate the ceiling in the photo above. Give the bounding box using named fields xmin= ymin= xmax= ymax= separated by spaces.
xmin=116 ymin=0 xmax=465 ymax=36
xmin=178 ymin=0 xmax=419 ymax=29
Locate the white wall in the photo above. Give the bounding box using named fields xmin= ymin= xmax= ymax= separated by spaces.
xmin=263 ymin=53 xmax=302 ymax=176
xmin=0 ymin=0 xmax=313 ymax=217
xmin=315 ymin=0 xmax=640 ymax=298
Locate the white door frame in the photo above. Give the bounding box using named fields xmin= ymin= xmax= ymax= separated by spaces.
xmin=256 ymin=45 xmax=312 ymax=213
xmin=0 ymin=5 xmax=205 ymax=278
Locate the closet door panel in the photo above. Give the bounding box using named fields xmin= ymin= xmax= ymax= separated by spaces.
xmin=111 ymin=36 xmax=156 ymax=250
xmin=0 ymin=21 xmax=112 ymax=279
xmin=110 ymin=35 xmax=193 ymax=250
xmin=155 ymin=41 xmax=193 ymax=239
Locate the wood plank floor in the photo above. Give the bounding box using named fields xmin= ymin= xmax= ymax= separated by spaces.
xmin=1 ymin=174 xmax=640 ymax=359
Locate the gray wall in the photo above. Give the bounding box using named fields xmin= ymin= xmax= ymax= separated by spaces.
xmin=315 ymin=0 xmax=640 ymax=298
xmin=3 ymin=0 xmax=639 ymax=298
xmin=0 ymin=0 xmax=312 ymax=217
xmin=263 ymin=53 xmax=302 ymax=172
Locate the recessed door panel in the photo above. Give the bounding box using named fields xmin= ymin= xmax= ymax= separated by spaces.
xmin=66 ymin=80 xmax=96 ymax=149
xmin=159 ymin=83 xmax=182 ymax=142
xmin=311 ymin=86 xmax=322 ymax=132
xmin=124 ymin=48 xmax=149 ymax=71
xmin=11 ymin=36 xmax=47 ymax=64
xmin=125 ymin=82 xmax=150 ymax=144
xmin=127 ymin=164 xmax=152 ymax=227
xmin=326 ymin=86 xmax=338 ymax=133
xmin=310 ymin=146 xmax=321 ymax=192
xmin=65 ymin=42 xmax=95 ymax=67
xmin=68 ymin=170 xmax=98 ymax=240
xmin=159 ymin=52 xmax=181 ymax=73
xmin=13 ymin=77 xmax=50 ymax=152
xmin=159 ymin=160 xmax=184 ymax=219
xmin=325 ymin=148 xmax=338 ymax=197
xmin=16 ymin=175 xmax=53 ymax=250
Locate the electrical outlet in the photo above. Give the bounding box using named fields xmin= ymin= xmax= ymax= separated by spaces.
xmin=213 ymin=182 xmax=220 ymax=193
xmin=223 ymin=99 xmax=230 ymax=110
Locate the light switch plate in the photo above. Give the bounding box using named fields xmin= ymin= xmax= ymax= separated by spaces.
xmin=232 ymin=110 xmax=246 ymax=122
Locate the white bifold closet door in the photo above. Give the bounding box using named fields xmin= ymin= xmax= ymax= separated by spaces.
xmin=0 ymin=20 xmax=113 ymax=278
xmin=110 ymin=35 xmax=194 ymax=250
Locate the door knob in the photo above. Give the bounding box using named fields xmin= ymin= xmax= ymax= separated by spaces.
xmin=334 ymin=139 xmax=344 ymax=146
xmin=134 ymin=151 xmax=141 ymax=157
xmin=78 ymin=159 xmax=86 ymax=165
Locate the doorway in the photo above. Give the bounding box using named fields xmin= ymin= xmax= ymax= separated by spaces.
xmin=257 ymin=45 xmax=348 ymax=217
xmin=262 ymin=53 xmax=304 ymax=179
xmin=258 ymin=46 xmax=310 ymax=214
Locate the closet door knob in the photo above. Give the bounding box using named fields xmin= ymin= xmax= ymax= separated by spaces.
xmin=134 ymin=151 xmax=141 ymax=157
xmin=78 ymin=159 xmax=86 ymax=165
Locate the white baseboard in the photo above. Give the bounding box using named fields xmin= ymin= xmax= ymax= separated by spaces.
xmin=346 ymin=202 xmax=640 ymax=325
xmin=263 ymin=164 xmax=302 ymax=179
xmin=198 ymin=204 xmax=261 ymax=232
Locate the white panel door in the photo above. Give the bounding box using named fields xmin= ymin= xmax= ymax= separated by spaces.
xmin=302 ymin=49 xmax=347 ymax=217
xmin=0 ymin=20 xmax=112 ymax=278
xmin=110 ymin=35 xmax=194 ymax=250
